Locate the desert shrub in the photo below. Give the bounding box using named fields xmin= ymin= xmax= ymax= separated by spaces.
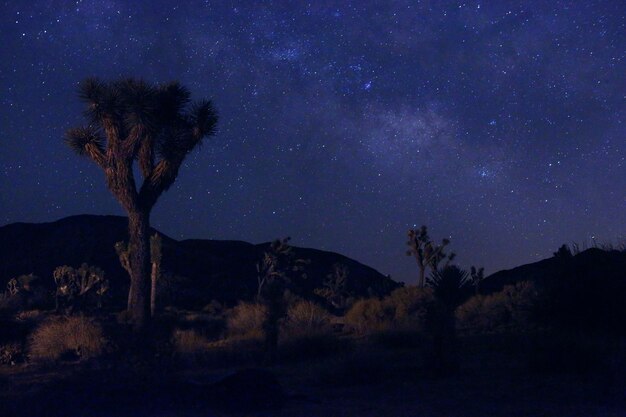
xmin=0 ymin=343 xmax=25 ymax=365
xmin=172 ymin=328 xmax=210 ymax=355
xmin=344 ymin=298 xmax=386 ymax=334
xmin=202 ymin=300 xmax=224 ymax=316
xmin=382 ymin=286 xmax=435 ymax=329
xmin=115 ymin=309 xmax=139 ymax=327
xmin=0 ymin=274 xmax=50 ymax=311
xmin=502 ymin=280 xmax=539 ymax=325
xmin=29 ymin=316 xmax=106 ymax=362
xmin=456 ymin=281 xmax=539 ymax=333
xmin=227 ymin=302 xmax=267 ymax=340
xmin=174 ymin=311 xmax=225 ymax=341
xmin=283 ymin=300 xmax=330 ymax=336
xmin=15 ymin=309 xmax=45 ymax=322
xmin=0 ymin=292 xmax=23 ymax=311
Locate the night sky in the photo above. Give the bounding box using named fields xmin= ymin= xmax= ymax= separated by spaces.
xmin=1 ymin=1 xmax=624 ymax=284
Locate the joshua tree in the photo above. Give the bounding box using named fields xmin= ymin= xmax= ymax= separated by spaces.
xmin=116 ymin=233 xmax=163 ymax=317
xmin=3 ymin=274 xmax=45 ymax=310
xmin=66 ymin=78 xmax=217 ymax=328
xmin=553 ymin=244 xmax=573 ymax=259
xmin=150 ymin=234 xmax=162 ymax=317
xmin=53 ymin=264 xmax=109 ymax=313
xmin=406 ymin=225 xmax=455 ymax=287
xmin=469 ymin=266 xmax=485 ymax=295
xmin=315 ymin=263 xmax=349 ymax=309
xmin=114 ymin=240 xmax=133 ymax=310
xmin=256 ymin=237 xmax=308 ymax=362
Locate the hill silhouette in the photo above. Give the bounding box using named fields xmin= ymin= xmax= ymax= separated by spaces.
xmin=482 ymin=246 xmax=626 ymax=293
xmin=0 ymin=215 xmax=398 ymax=308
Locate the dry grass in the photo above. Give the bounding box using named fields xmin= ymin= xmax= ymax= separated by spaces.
xmin=283 ymin=300 xmax=330 ymax=337
xmin=456 ymin=281 xmax=539 ymax=333
xmin=28 ymin=316 xmax=106 ymax=362
xmin=226 ymin=302 xmax=266 ymax=340
xmin=344 ymin=298 xmax=386 ymax=334
xmin=171 ymin=328 xmax=211 ymax=354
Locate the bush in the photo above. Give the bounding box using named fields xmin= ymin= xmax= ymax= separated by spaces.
xmin=0 ymin=274 xmax=50 ymax=311
xmin=174 ymin=310 xmax=225 ymax=341
xmin=344 ymin=298 xmax=386 ymax=334
xmin=345 ymin=287 xmax=436 ymax=335
xmin=456 ymin=281 xmax=539 ymax=333
xmin=382 ymin=286 xmax=435 ymax=328
xmin=283 ymin=300 xmax=330 ymax=336
xmin=29 ymin=316 xmax=106 ymax=362
xmin=227 ymin=302 xmax=267 ymax=340
xmin=0 ymin=343 xmax=25 ymax=366
xmin=172 ymin=328 xmax=210 ymax=355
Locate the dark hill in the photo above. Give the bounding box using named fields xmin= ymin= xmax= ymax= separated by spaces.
xmin=0 ymin=215 xmax=398 ymax=308
xmin=482 ymin=247 xmax=626 ymax=293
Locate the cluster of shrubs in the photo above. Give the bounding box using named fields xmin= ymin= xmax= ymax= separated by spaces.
xmin=456 ymin=281 xmax=539 ymax=333
xmin=344 ymin=286 xmax=435 ymax=334
xmin=343 ymin=281 xmax=541 ymax=337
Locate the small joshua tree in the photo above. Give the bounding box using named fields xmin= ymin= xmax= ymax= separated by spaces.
xmin=66 ymin=78 xmax=217 ymax=328
xmin=553 ymin=244 xmax=573 ymax=259
xmin=256 ymin=237 xmax=308 ymax=362
xmin=315 ymin=263 xmax=349 ymax=309
xmin=406 ymin=225 xmax=456 ymax=287
xmin=470 ymin=266 xmax=485 ymax=295
xmin=2 ymin=274 xmax=45 ymax=310
xmin=53 ymin=264 xmax=109 ymax=313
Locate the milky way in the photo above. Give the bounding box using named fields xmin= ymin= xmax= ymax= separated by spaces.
xmin=1 ymin=1 xmax=624 ymax=283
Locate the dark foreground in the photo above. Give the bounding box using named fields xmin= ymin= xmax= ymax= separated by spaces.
xmin=2 ymin=334 xmax=624 ymax=417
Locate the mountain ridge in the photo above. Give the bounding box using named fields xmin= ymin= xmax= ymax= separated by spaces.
xmin=0 ymin=214 xmax=398 ymax=307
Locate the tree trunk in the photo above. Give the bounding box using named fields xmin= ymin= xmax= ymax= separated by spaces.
xmin=418 ymin=265 xmax=426 ymax=288
xmin=127 ymin=210 xmax=151 ymax=329
xmin=150 ymin=261 xmax=158 ymax=317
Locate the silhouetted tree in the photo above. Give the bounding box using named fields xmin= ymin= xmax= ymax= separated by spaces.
xmin=1 ymin=274 xmax=47 ymax=311
xmin=315 ymin=263 xmax=349 ymax=309
xmin=66 ymin=78 xmax=217 ymax=328
xmin=427 ymin=265 xmax=471 ymax=310
xmin=470 ymin=266 xmax=485 ymax=295
xmin=553 ymin=244 xmax=573 ymax=259
xmin=426 ymin=265 xmax=471 ymax=373
xmin=256 ymin=237 xmax=308 ymax=363
xmin=406 ymin=225 xmax=456 ymax=287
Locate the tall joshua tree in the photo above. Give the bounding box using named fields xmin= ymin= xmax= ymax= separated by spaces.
xmin=406 ymin=225 xmax=455 ymax=288
xmin=66 ymin=78 xmax=218 ymax=328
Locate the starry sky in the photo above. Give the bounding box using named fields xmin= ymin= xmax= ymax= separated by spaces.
xmin=1 ymin=1 xmax=624 ymax=284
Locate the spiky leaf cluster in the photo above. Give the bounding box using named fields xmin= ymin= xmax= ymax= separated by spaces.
xmin=427 ymin=265 xmax=472 ymax=309
xmin=66 ymin=77 xmax=218 ymax=211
